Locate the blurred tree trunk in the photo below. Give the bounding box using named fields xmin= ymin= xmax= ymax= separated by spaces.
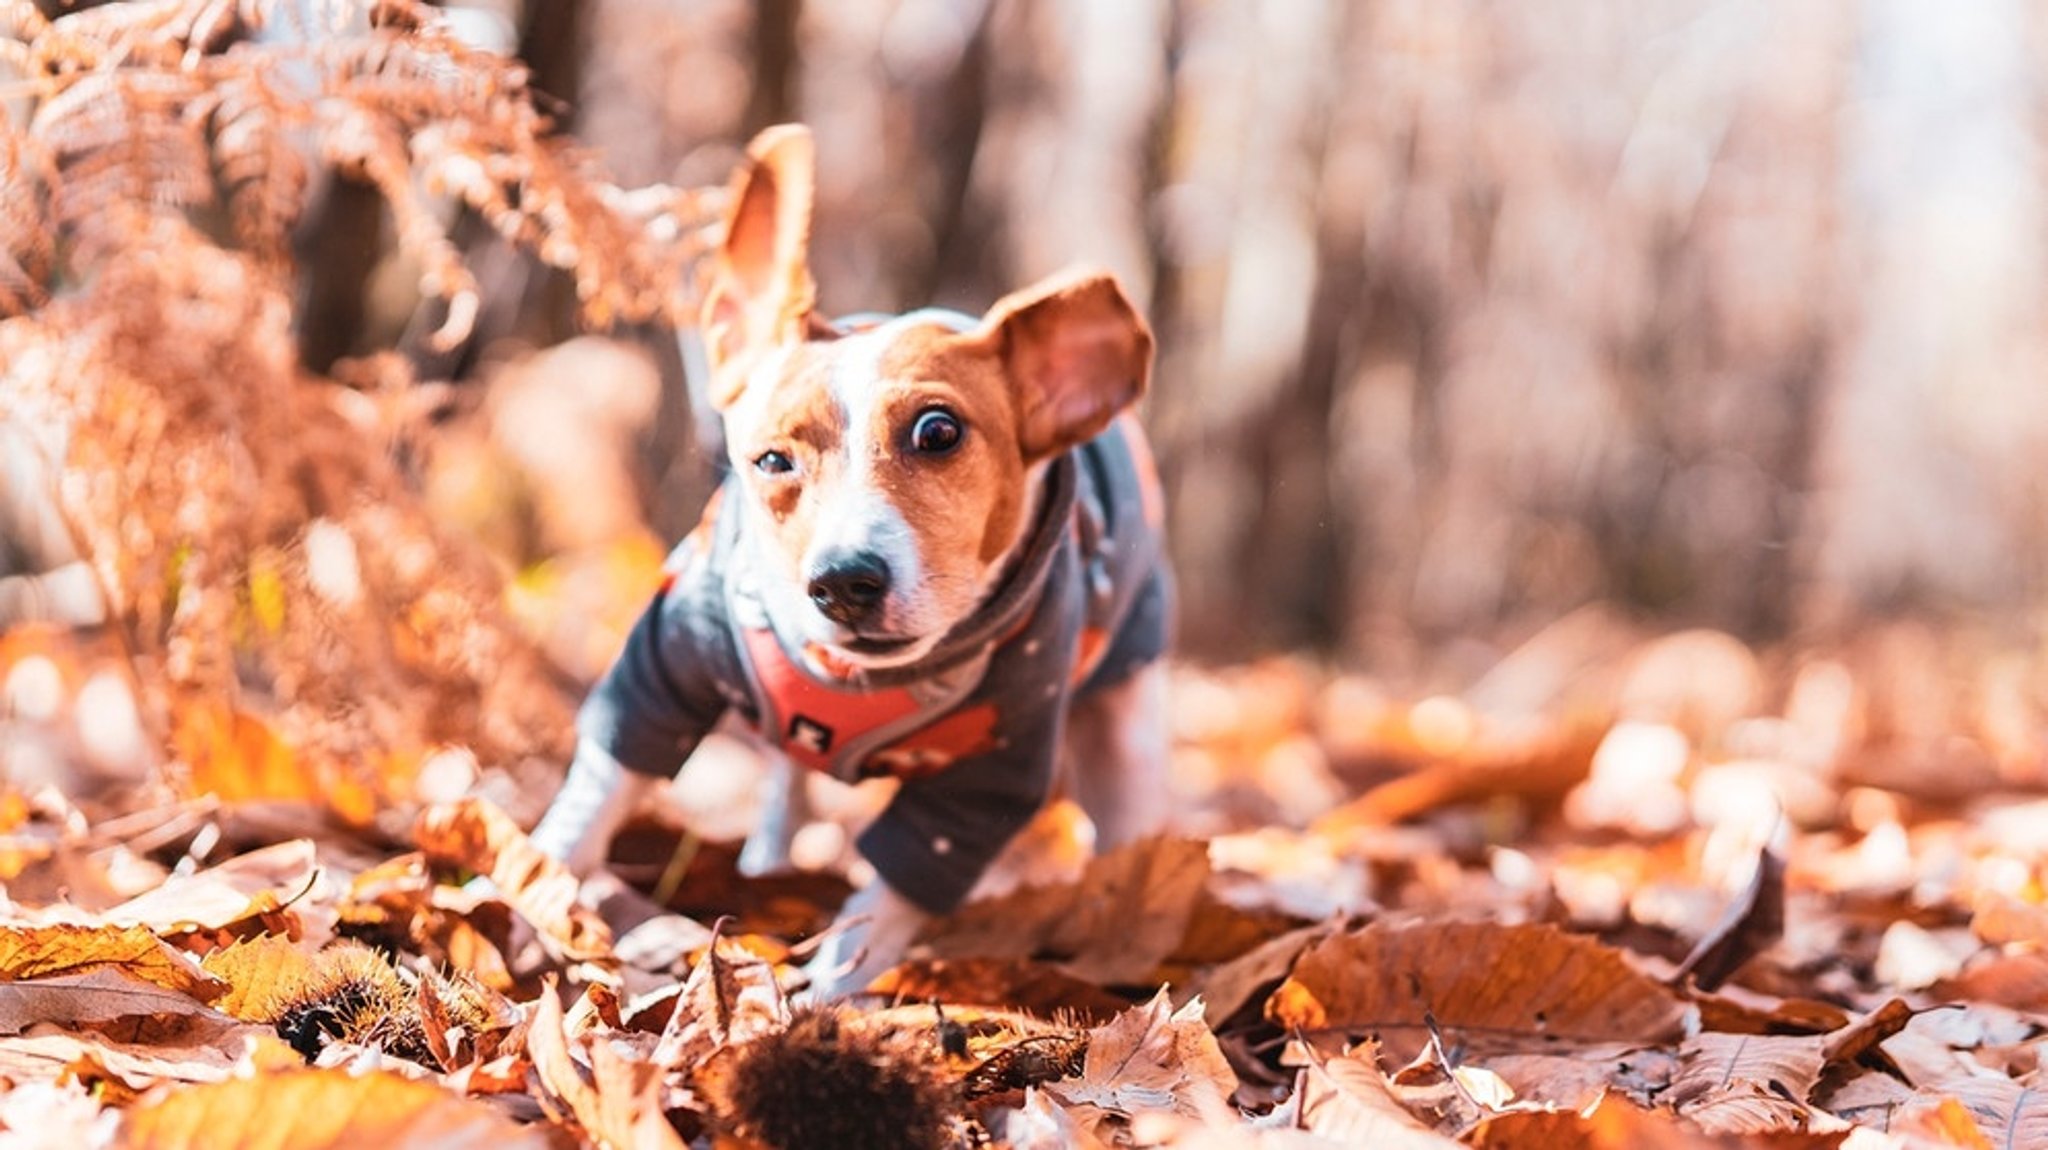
xmin=280 ymin=0 xmax=2048 ymax=669
xmin=1806 ymin=0 xmax=2048 ymax=621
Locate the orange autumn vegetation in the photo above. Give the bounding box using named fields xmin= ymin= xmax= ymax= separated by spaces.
xmin=6 ymin=2 xmax=2048 ymax=1147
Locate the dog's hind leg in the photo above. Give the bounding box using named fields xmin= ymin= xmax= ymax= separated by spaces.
xmin=1064 ymin=661 xmax=1171 ymax=851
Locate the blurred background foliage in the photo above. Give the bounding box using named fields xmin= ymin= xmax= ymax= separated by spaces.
xmin=316 ymin=0 xmax=2048 ymax=674
xmin=7 ymin=0 xmax=2048 ymax=814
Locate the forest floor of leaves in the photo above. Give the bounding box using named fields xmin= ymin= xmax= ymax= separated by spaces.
xmin=3 ymin=610 xmax=2048 ymax=1149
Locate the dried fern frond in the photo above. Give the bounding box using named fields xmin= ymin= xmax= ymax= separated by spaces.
xmin=0 ymin=0 xmax=721 ymax=817
xmin=0 ymin=133 xmax=55 ymax=317
xmin=35 ymin=72 xmax=219 ymax=266
xmin=210 ymin=65 xmax=311 ymax=269
xmin=14 ymin=0 xmax=716 ymax=323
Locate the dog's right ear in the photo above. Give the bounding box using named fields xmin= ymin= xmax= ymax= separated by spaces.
xmin=701 ymin=125 xmax=818 ymax=409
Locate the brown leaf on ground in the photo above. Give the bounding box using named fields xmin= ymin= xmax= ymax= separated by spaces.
xmin=418 ymin=966 xmax=520 ymax=1069
xmin=0 ymin=966 xmax=233 ymax=1035
xmin=1692 ymin=989 xmax=1851 ymax=1036
xmin=1672 ymin=841 xmax=1786 ymax=992
xmin=1292 ymin=1044 xmax=1463 ymax=1146
xmin=0 ymin=1026 xmax=279 ymax=1092
xmin=525 ymin=982 xmax=601 ymax=1122
xmin=650 ymin=931 xmax=788 ymax=1071
xmin=1667 ymin=1031 xmax=1826 ymax=1134
xmin=1266 ymin=921 xmax=1690 ymax=1056
xmin=120 ymin=1065 xmax=555 ymax=1149
xmin=869 ymin=957 xmax=1132 ymax=1021
xmin=925 ymin=837 xmax=1211 ymax=986
xmin=1044 ymin=987 xmax=1238 ymax=1126
xmin=1819 ymin=996 xmax=1916 ymax=1066
xmin=1310 ymin=721 xmax=1604 ymax=838
xmin=1967 ymin=893 xmax=2048 ymax=947
xmin=413 ymin=798 xmax=613 ymax=963
xmin=199 ymin=934 xmax=320 ymax=1021
xmin=1932 ymin=949 xmax=2048 ymax=1012
xmin=1476 ymin=1048 xmax=1646 ymax=1111
xmin=587 ymin=1036 xmax=687 ymax=1149
xmin=527 ymin=982 xmax=685 ymax=1150
xmin=0 ymin=923 xmax=225 ymax=1002
xmin=1910 ymin=1075 xmax=2048 ymax=1149
xmin=1000 ymin=1088 xmax=1118 ymax=1150
xmin=1471 ymin=1093 xmax=1837 ymax=1148
xmin=99 ymin=840 xmax=319 ymax=940
xmin=1892 ymin=1095 xmax=1998 ymax=1149
xmin=1188 ymin=922 xmax=1333 ymax=1026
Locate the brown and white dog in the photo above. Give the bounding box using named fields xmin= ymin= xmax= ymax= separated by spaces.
xmin=529 ymin=125 xmax=1171 ymax=997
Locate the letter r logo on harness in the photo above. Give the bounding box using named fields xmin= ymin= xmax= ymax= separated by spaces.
xmin=788 ymin=715 xmax=834 ymax=755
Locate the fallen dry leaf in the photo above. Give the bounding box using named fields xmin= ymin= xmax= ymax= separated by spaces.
xmin=1266 ymin=921 xmax=1691 ymax=1055
xmin=1672 ymin=841 xmax=1786 ymax=992
xmin=99 ymin=840 xmax=319 ymax=938
xmin=0 ymin=924 xmax=225 ymax=1002
xmin=1469 ymin=1093 xmax=1802 ymax=1148
xmin=1045 ymin=987 xmax=1238 ymax=1126
xmin=0 ymin=1028 xmax=262 ymax=1092
xmin=650 ymin=931 xmax=788 ymax=1071
xmin=1292 ymin=1044 xmax=1464 ymax=1147
xmin=1912 ymin=1075 xmax=2048 ymax=1149
xmin=119 ymin=1065 xmax=554 ymax=1149
xmin=928 ymin=837 xmax=1212 ymax=986
xmin=1890 ymin=1094 xmax=1998 ymax=1149
xmin=1667 ymin=1031 xmax=1826 ymax=1134
xmin=413 ymin=797 xmax=613 ymax=963
xmin=527 ymin=980 xmax=685 ymax=1150
xmin=1189 ymin=921 xmax=1333 ymax=1025
xmin=199 ymin=934 xmax=321 ymax=1021
xmin=1001 ymin=1087 xmax=1117 ymax=1150
xmin=0 ymin=966 xmax=233 ymax=1035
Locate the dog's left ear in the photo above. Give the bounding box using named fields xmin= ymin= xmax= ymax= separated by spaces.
xmin=701 ymin=124 xmax=818 ymax=409
xmin=978 ymin=269 xmax=1154 ymax=461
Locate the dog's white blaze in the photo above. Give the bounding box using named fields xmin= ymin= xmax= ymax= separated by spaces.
xmin=818 ymin=319 xmax=930 ymax=635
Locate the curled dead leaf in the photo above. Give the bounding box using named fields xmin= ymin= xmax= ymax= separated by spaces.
xmin=1292 ymin=1044 xmax=1463 ymax=1147
xmin=651 ymin=930 xmax=787 ymax=1071
xmin=413 ymin=797 xmax=612 ymax=964
xmin=527 ymin=982 xmax=686 ymax=1150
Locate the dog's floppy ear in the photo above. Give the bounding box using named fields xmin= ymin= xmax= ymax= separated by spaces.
xmin=979 ymin=269 xmax=1154 ymax=461
xmin=701 ymin=124 xmax=818 ymax=409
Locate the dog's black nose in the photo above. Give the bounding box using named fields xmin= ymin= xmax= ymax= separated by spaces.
xmin=806 ymin=550 xmax=891 ymax=625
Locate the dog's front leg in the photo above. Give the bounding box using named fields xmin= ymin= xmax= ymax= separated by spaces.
xmin=799 ymin=878 xmax=932 ymax=1000
xmin=529 ymin=739 xmax=663 ymax=877
xmin=735 ymin=748 xmax=813 ymax=877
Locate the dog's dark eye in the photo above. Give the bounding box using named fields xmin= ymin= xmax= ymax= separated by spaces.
xmin=910 ymin=409 xmax=964 ymax=455
xmin=754 ymin=450 xmax=795 ymax=476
